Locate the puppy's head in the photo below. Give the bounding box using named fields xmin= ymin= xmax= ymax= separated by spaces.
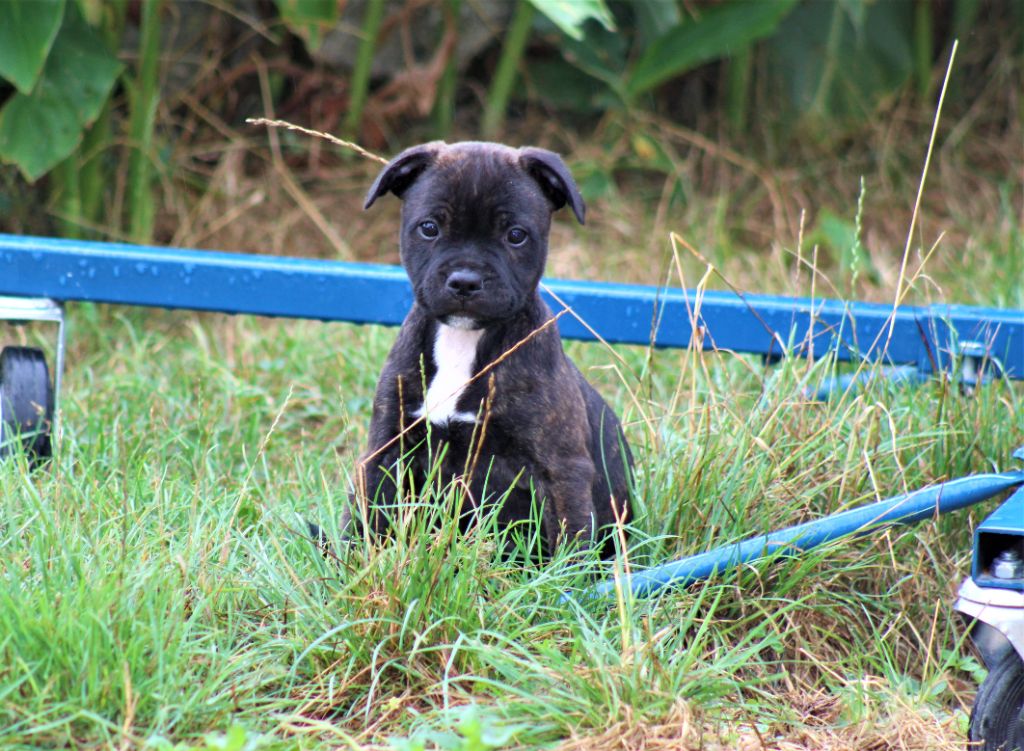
xmin=365 ymin=141 xmax=585 ymax=328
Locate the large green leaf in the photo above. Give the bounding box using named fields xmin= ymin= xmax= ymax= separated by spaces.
xmin=275 ymin=0 xmax=339 ymax=52
xmin=632 ymin=0 xmax=681 ymax=46
xmin=527 ymin=57 xmax=621 ymax=112
xmin=625 ymin=0 xmax=800 ymax=100
xmin=557 ymin=19 xmax=631 ymax=100
xmin=767 ymin=0 xmax=913 ymax=120
xmin=0 ymin=0 xmax=66 ymax=94
xmin=528 ymin=0 xmax=615 ymax=41
xmin=0 ymin=4 xmax=123 ymax=182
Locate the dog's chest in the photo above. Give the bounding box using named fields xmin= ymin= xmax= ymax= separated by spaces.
xmin=415 ymin=323 xmax=484 ymax=425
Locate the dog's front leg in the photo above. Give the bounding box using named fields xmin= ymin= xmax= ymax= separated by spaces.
xmin=347 ymin=449 xmax=400 ymax=537
xmin=345 ymin=365 xmax=422 ymax=538
xmin=308 ymin=451 xmax=396 ymax=557
xmin=538 ymin=455 xmax=598 ymax=554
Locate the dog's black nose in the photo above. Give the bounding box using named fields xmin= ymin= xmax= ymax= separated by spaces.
xmin=446 ymin=269 xmax=483 ymax=298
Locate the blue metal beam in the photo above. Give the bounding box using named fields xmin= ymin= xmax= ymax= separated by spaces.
xmin=582 ymin=467 xmax=1024 ymax=600
xmin=2 ymin=233 xmax=1022 ymax=378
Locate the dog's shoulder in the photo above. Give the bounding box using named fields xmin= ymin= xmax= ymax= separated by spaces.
xmin=371 ymin=306 xmax=439 ymax=405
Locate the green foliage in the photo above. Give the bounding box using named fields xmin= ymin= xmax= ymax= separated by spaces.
xmin=390 ymin=706 xmax=528 ymax=751
xmin=625 ymin=0 xmax=800 ymax=102
xmin=766 ymin=0 xmax=915 ymax=121
xmin=342 ymin=0 xmax=387 ymax=138
xmin=513 ymin=0 xmax=803 ymax=122
xmin=516 ymin=0 xmax=956 ymax=131
xmin=810 ymin=187 xmax=881 ymax=294
xmin=147 ymin=725 xmax=274 ymax=751
xmin=522 ymin=0 xmax=801 ymax=114
xmin=1 ymin=213 xmax=1020 ymax=745
xmin=1 ymin=0 xmax=1014 ymax=242
xmin=482 ymin=0 xmax=537 ymax=139
xmin=0 ymin=2 xmax=122 ymax=182
xmin=527 ymin=0 xmax=615 ymax=41
xmin=0 ymin=0 xmax=65 ymax=94
xmin=126 ymin=0 xmax=162 ymax=243
xmin=275 ymin=0 xmax=339 ymax=53
xmin=0 ymin=0 xmax=169 ymax=241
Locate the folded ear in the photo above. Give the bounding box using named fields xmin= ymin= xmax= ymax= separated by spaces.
xmin=518 ymin=146 xmax=586 ymax=225
xmin=364 ymin=142 xmax=444 ymax=209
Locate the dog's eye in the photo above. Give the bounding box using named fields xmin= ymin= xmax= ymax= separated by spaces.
xmin=506 ymin=227 xmax=528 ymax=246
xmin=417 ymin=221 xmax=440 ymax=240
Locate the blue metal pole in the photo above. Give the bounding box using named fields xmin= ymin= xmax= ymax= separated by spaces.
xmin=808 ymin=365 xmax=927 ymax=400
xmin=587 ymin=468 xmax=1024 ymax=599
xmin=2 ymin=234 xmax=1023 ymax=378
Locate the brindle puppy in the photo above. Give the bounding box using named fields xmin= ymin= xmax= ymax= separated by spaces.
xmin=349 ymin=141 xmax=631 ymax=557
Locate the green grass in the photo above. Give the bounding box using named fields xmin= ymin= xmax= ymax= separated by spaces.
xmin=1 ymin=3 xmax=1019 ymax=744
xmin=2 ymin=247 xmax=1020 ymax=750
xmin=2 ymin=81 xmax=1021 ymax=743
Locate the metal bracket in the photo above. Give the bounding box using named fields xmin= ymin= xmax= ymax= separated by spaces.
xmin=971 ymin=485 xmax=1024 ymax=591
xmin=0 ymin=295 xmax=65 ymax=442
xmin=956 ymin=457 xmax=1024 ymax=664
xmin=956 ymin=577 xmax=1024 ymax=665
xmin=958 ymin=339 xmax=1007 ymax=391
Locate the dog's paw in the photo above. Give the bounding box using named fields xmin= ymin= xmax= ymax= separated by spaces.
xmin=305 ymin=519 xmax=337 ymax=559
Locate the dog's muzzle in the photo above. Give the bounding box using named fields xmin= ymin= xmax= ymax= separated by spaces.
xmin=445 ymin=269 xmax=484 ymax=300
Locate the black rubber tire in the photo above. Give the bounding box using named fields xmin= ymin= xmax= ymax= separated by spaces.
xmin=0 ymin=346 xmax=53 ymax=463
xmin=970 ymin=649 xmax=1024 ymax=751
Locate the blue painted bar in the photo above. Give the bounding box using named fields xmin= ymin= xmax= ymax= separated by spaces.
xmin=0 ymin=234 xmax=415 ymax=327
xmin=809 ymin=365 xmax=926 ymax=400
xmin=586 ymin=469 xmax=1024 ymax=600
xmin=1 ymin=234 xmax=1022 ymax=378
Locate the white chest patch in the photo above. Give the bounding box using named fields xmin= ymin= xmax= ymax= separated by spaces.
xmin=415 ymin=321 xmax=484 ymax=425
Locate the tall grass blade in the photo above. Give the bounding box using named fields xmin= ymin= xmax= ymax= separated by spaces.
xmin=482 ymin=0 xmax=535 ymax=140
xmin=343 ymin=0 xmax=386 ymax=140
xmin=126 ymin=0 xmax=161 ymax=243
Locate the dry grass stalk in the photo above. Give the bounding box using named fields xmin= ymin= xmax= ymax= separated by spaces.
xmin=246 ymin=117 xmax=389 ymax=165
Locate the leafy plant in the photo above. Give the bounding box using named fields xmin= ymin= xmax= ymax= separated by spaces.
xmin=0 ymin=0 xmax=65 ymax=93
xmin=765 ymin=0 xmax=916 ymax=123
xmin=483 ymin=0 xmax=616 ymax=138
xmin=0 ymin=1 xmax=122 ymax=182
xmin=389 ymin=705 xmax=527 ymax=751
xmin=529 ymin=0 xmax=615 ymax=41
xmin=343 ymin=0 xmax=387 ymax=139
xmin=522 ymin=0 xmax=954 ymax=134
xmin=147 ymin=725 xmax=273 ymax=751
xmin=275 ymin=0 xmax=339 ymax=53
xmin=126 ymin=0 xmax=163 ymax=243
xmin=624 ymin=0 xmax=800 ymax=103
xmin=0 ymin=0 xmax=167 ymax=242
xmin=524 ymin=0 xmax=798 ymax=114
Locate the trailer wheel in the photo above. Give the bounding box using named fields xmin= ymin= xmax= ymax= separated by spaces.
xmin=0 ymin=346 xmax=53 ymax=463
xmin=970 ymin=649 xmax=1024 ymax=751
